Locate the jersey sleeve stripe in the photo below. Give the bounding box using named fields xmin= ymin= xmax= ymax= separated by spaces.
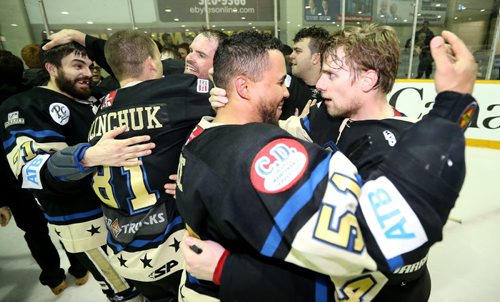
xmin=3 ymin=129 xmax=65 ymax=149
xmin=260 ymin=154 xmax=331 ymax=257
xmin=44 ymin=207 xmax=103 ymax=222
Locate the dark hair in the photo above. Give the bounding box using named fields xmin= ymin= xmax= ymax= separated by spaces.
xmin=321 ymin=24 xmax=400 ymax=93
xmin=213 ymin=30 xmax=282 ymax=89
xmin=0 ymin=53 xmax=24 ymax=86
xmin=21 ymin=43 xmax=42 ymax=68
xmin=40 ymin=40 xmax=88 ymax=73
xmin=198 ymin=28 xmax=228 ymax=44
xmin=104 ymin=30 xmax=158 ymax=81
xmin=293 ymin=26 xmax=330 ymax=54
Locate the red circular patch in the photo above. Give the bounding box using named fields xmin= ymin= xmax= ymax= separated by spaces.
xmin=250 ymin=138 xmax=309 ymax=194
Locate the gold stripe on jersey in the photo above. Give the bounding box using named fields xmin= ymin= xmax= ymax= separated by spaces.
xmin=5 ymin=135 xmax=67 ymax=177
xmin=86 ymin=248 xmax=130 ymax=293
xmin=50 ymin=216 xmax=107 ymax=253
xmin=107 ymin=229 xmax=184 ymax=282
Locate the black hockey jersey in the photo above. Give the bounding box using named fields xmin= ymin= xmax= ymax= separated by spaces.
xmin=88 ymin=73 xmax=213 ymax=281
xmin=176 ymin=90 xmax=472 ymax=301
xmin=0 ymin=87 xmax=106 ymax=253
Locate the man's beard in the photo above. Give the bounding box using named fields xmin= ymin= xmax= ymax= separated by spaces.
xmin=55 ymin=69 xmax=92 ymax=100
xmin=258 ymin=101 xmax=279 ymax=125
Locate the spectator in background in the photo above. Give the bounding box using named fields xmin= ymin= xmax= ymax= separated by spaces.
xmin=161 ymin=44 xmax=181 ymax=60
xmin=20 ymin=43 xmax=47 ymax=87
xmin=90 ymin=64 xmax=102 ymax=86
xmin=415 ymin=20 xmax=434 ymax=79
xmin=306 ymin=0 xmax=318 ymax=15
xmin=178 ymin=42 xmax=190 ymax=61
xmin=321 ymin=0 xmax=329 ymax=16
xmin=390 ymin=3 xmax=401 ymax=21
xmin=0 ymin=51 xmax=26 ymax=101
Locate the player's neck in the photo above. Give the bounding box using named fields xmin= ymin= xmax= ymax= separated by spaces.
xmin=350 ymin=94 xmax=393 ymax=121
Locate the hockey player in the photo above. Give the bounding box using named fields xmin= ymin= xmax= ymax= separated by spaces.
xmin=175 ymin=29 xmax=477 ymax=301
xmin=42 ymin=29 xmax=222 ymax=300
xmin=0 ymin=41 xmax=152 ymax=301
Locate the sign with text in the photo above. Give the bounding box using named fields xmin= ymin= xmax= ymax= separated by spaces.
xmin=157 ymin=0 xmax=274 ymax=22
xmin=389 ymin=81 xmax=500 ymax=143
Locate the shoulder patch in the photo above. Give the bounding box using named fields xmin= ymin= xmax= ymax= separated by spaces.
xmin=101 ymin=90 xmax=117 ymax=109
xmin=250 ymin=138 xmax=309 ymax=194
xmin=196 ymin=79 xmax=209 ymax=93
xmin=4 ymin=111 xmax=25 ymax=128
xmin=49 ymin=103 xmax=70 ymax=125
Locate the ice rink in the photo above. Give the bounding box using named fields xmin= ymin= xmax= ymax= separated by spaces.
xmin=0 ymin=146 xmax=498 ymax=302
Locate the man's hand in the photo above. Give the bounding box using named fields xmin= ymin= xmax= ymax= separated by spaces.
xmin=0 ymin=207 xmax=12 ymax=227
xmin=431 ymin=30 xmax=477 ymax=94
xmin=180 ymin=232 xmax=226 ymax=282
xmin=209 ymin=87 xmax=229 ymax=110
xmin=81 ymin=125 xmax=155 ymax=168
xmin=164 ymin=174 xmax=177 ymax=198
xmin=42 ymin=29 xmax=86 ymax=50
xmin=294 ymin=99 xmax=317 ymax=118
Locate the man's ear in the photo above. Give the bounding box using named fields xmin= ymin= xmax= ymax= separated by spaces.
xmin=45 ymin=62 xmax=57 ymax=77
xmin=312 ymin=52 xmax=321 ymax=65
xmin=360 ymin=69 xmax=379 ymax=92
xmin=145 ymin=56 xmax=158 ymax=74
xmin=234 ymin=75 xmax=251 ymax=100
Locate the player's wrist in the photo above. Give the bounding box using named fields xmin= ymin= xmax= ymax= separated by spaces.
xmin=213 ymin=249 xmax=230 ymax=285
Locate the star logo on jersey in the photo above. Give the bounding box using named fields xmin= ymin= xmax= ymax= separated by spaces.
xmin=117 ymin=254 xmax=128 ymax=268
xmin=169 ymin=238 xmax=180 ymax=252
xmin=141 ymin=254 xmax=153 ymax=268
xmin=110 ymin=219 xmax=122 ymax=237
xmin=87 ymin=224 xmax=101 ymax=236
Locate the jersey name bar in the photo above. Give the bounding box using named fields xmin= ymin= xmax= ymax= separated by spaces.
xmin=88 ymin=105 xmax=163 ymax=141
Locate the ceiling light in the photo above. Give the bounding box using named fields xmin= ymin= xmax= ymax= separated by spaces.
xmin=181 ymin=24 xmax=186 ymax=27
xmin=241 ymin=17 xmax=246 ymax=20
xmin=10 ymin=24 xmax=18 ymax=27
xmin=61 ymin=11 xmax=69 ymax=15
xmin=480 ymin=9 xmax=486 ymax=12
xmin=87 ymin=21 xmax=93 ymax=24
xmin=164 ymin=9 xmax=172 ymax=12
xmin=174 ymin=18 xmax=179 ymax=21
xmin=107 ymin=28 xmax=112 ymax=31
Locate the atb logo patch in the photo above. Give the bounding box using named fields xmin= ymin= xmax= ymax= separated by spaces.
xmin=196 ymin=79 xmax=209 ymax=93
xmin=49 ymin=103 xmax=70 ymax=125
xmin=251 ymin=138 xmax=308 ymax=194
xmin=4 ymin=111 xmax=25 ymax=128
